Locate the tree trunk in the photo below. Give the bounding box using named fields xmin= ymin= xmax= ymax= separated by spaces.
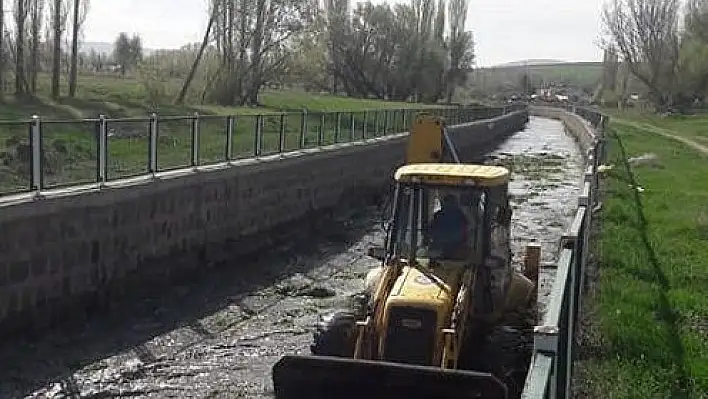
xmin=247 ymin=0 xmax=267 ymax=105
xmin=30 ymin=1 xmax=40 ymax=94
xmin=68 ymin=0 xmax=80 ymax=97
xmin=51 ymin=0 xmax=62 ymax=99
xmin=0 ymin=0 xmax=4 ymax=100
xmin=15 ymin=0 xmax=26 ymax=96
xmin=175 ymin=8 xmax=216 ymax=104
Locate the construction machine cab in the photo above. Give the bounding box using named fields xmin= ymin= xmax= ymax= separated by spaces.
xmin=374 ymin=163 xmax=514 ymax=322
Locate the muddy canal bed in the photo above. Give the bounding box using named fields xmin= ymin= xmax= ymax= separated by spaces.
xmin=487 ymin=116 xmax=585 ymax=311
xmin=0 ymin=117 xmax=584 ymax=398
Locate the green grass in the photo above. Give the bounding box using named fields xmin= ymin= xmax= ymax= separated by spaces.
xmin=606 ymin=109 xmax=708 ymax=142
xmin=0 ymin=73 xmax=496 ymax=194
xmin=579 ymin=117 xmax=708 ymax=398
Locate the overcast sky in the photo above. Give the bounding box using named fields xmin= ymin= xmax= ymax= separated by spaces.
xmin=80 ymin=0 xmax=605 ymax=66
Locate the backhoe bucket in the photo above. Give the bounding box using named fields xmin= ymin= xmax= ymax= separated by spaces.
xmin=272 ymin=355 xmax=509 ymax=399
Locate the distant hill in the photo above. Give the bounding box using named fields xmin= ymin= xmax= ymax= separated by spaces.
xmin=492 ymin=59 xmax=568 ymax=68
xmin=468 ymin=61 xmax=604 ymax=95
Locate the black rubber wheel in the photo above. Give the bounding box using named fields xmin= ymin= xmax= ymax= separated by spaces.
xmin=482 ymin=326 xmax=533 ymax=398
xmin=310 ymin=310 xmax=358 ymax=357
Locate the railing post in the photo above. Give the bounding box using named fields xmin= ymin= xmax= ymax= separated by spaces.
xmin=279 ymin=113 xmax=286 ymax=153
xmin=317 ymin=113 xmax=325 ymax=146
xmin=30 ymin=115 xmax=43 ymax=195
xmin=381 ymin=110 xmax=388 ymax=135
xmin=402 ymin=109 xmax=407 ymax=131
xmin=149 ymin=113 xmax=158 ymax=176
xmin=334 ymin=112 xmax=341 ymax=143
xmin=300 ymin=109 xmax=308 ymax=149
xmin=373 ymin=110 xmax=379 ymax=137
xmin=533 ymin=325 xmax=559 ymax=399
xmin=191 ymin=112 xmax=200 ymax=168
xmin=362 ymin=111 xmax=368 ymax=139
xmin=225 ymin=116 xmax=234 ymax=161
xmin=349 ymin=112 xmax=355 ymax=141
xmin=97 ymin=115 xmax=107 ymax=185
xmin=254 ymin=115 xmax=262 ymax=157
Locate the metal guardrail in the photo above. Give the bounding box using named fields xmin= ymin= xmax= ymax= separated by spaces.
xmin=0 ymin=104 xmax=526 ymax=198
xmin=521 ymin=104 xmax=608 ymax=398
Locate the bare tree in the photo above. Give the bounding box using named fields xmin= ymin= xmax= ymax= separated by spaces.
xmin=0 ymin=0 xmax=4 ymax=100
xmin=684 ymin=0 xmax=708 ymax=42
xmin=15 ymin=0 xmax=30 ymax=95
xmin=602 ymin=0 xmax=681 ymax=110
xmin=208 ymin=0 xmax=315 ymax=106
xmin=29 ymin=0 xmax=45 ymax=93
xmin=446 ymin=0 xmax=474 ymax=103
xmin=50 ymin=0 xmax=69 ymax=98
xmin=175 ymin=2 xmax=217 ymax=104
xmin=68 ymin=0 xmax=89 ymax=97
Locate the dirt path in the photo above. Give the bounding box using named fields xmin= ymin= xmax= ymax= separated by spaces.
xmin=0 ymin=117 xmax=584 ymax=399
xmin=615 ymin=119 xmax=708 ymax=156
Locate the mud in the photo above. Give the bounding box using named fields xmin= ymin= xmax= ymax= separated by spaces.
xmin=0 ymin=117 xmax=583 ymax=399
xmin=486 ymin=117 xmax=585 ymax=313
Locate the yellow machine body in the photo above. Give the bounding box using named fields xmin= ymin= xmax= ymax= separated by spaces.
xmin=375 ymin=262 xmax=467 ymax=368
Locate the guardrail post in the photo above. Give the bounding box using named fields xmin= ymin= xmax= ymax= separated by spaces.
xmin=373 ymin=110 xmax=379 ymax=137
xmin=30 ymin=115 xmax=43 ymax=195
xmin=191 ymin=112 xmax=200 ymax=168
xmin=254 ymin=115 xmax=263 ymax=156
xmin=598 ymin=116 xmax=608 ymax=163
xmin=225 ymin=116 xmax=234 ymax=161
xmin=533 ymin=325 xmax=559 ymax=399
xmin=576 ymin=201 xmax=590 ymax=341
xmin=97 ymin=114 xmax=107 ymax=185
xmin=584 ymin=160 xmax=596 ymax=207
xmin=149 ymin=113 xmax=158 ymax=176
xmin=278 ymin=113 xmax=286 ymax=153
xmin=402 ymin=109 xmax=407 ymax=131
xmin=299 ymin=109 xmax=307 ymax=149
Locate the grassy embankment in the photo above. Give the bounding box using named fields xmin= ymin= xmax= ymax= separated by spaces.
xmin=0 ymin=74 xmax=455 ymax=194
xmin=578 ymin=112 xmax=708 ymax=398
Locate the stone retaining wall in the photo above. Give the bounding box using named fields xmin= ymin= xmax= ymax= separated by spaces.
xmin=529 ymin=106 xmax=597 ymax=156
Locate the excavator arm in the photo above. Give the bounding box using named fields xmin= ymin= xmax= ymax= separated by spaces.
xmin=406 ymin=113 xmax=461 ymax=164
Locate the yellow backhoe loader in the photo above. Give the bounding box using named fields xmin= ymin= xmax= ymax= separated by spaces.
xmin=272 ymin=113 xmax=537 ymax=399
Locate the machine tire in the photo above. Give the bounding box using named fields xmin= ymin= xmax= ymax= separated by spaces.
xmin=484 ymin=326 xmax=533 ymax=398
xmin=310 ymin=310 xmax=358 ymax=357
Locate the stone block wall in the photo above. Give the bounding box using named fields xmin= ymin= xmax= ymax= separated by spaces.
xmin=0 ymin=109 xmax=529 ymax=337
xmin=529 ymin=106 xmax=597 ymax=156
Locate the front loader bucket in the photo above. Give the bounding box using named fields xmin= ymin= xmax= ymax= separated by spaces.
xmin=272 ymin=355 xmax=508 ymax=399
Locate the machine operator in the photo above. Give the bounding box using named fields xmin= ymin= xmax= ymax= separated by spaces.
xmin=428 ymin=194 xmax=470 ymax=259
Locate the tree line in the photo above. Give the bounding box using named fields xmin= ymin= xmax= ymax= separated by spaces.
xmin=175 ymin=0 xmax=475 ymax=106
xmin=0 ymin=0 xmax=475 ymax=107
xmin=0 ymin=0 xmax=90 ymax=99
xmin=602 ymin=0 xmax=708 ymax=111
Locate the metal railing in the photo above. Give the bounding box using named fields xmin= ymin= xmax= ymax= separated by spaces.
xmin=521 ymin=105 xmax=608 ymax=398
xmin=0 ymin=105 xmax=525 ymax=198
